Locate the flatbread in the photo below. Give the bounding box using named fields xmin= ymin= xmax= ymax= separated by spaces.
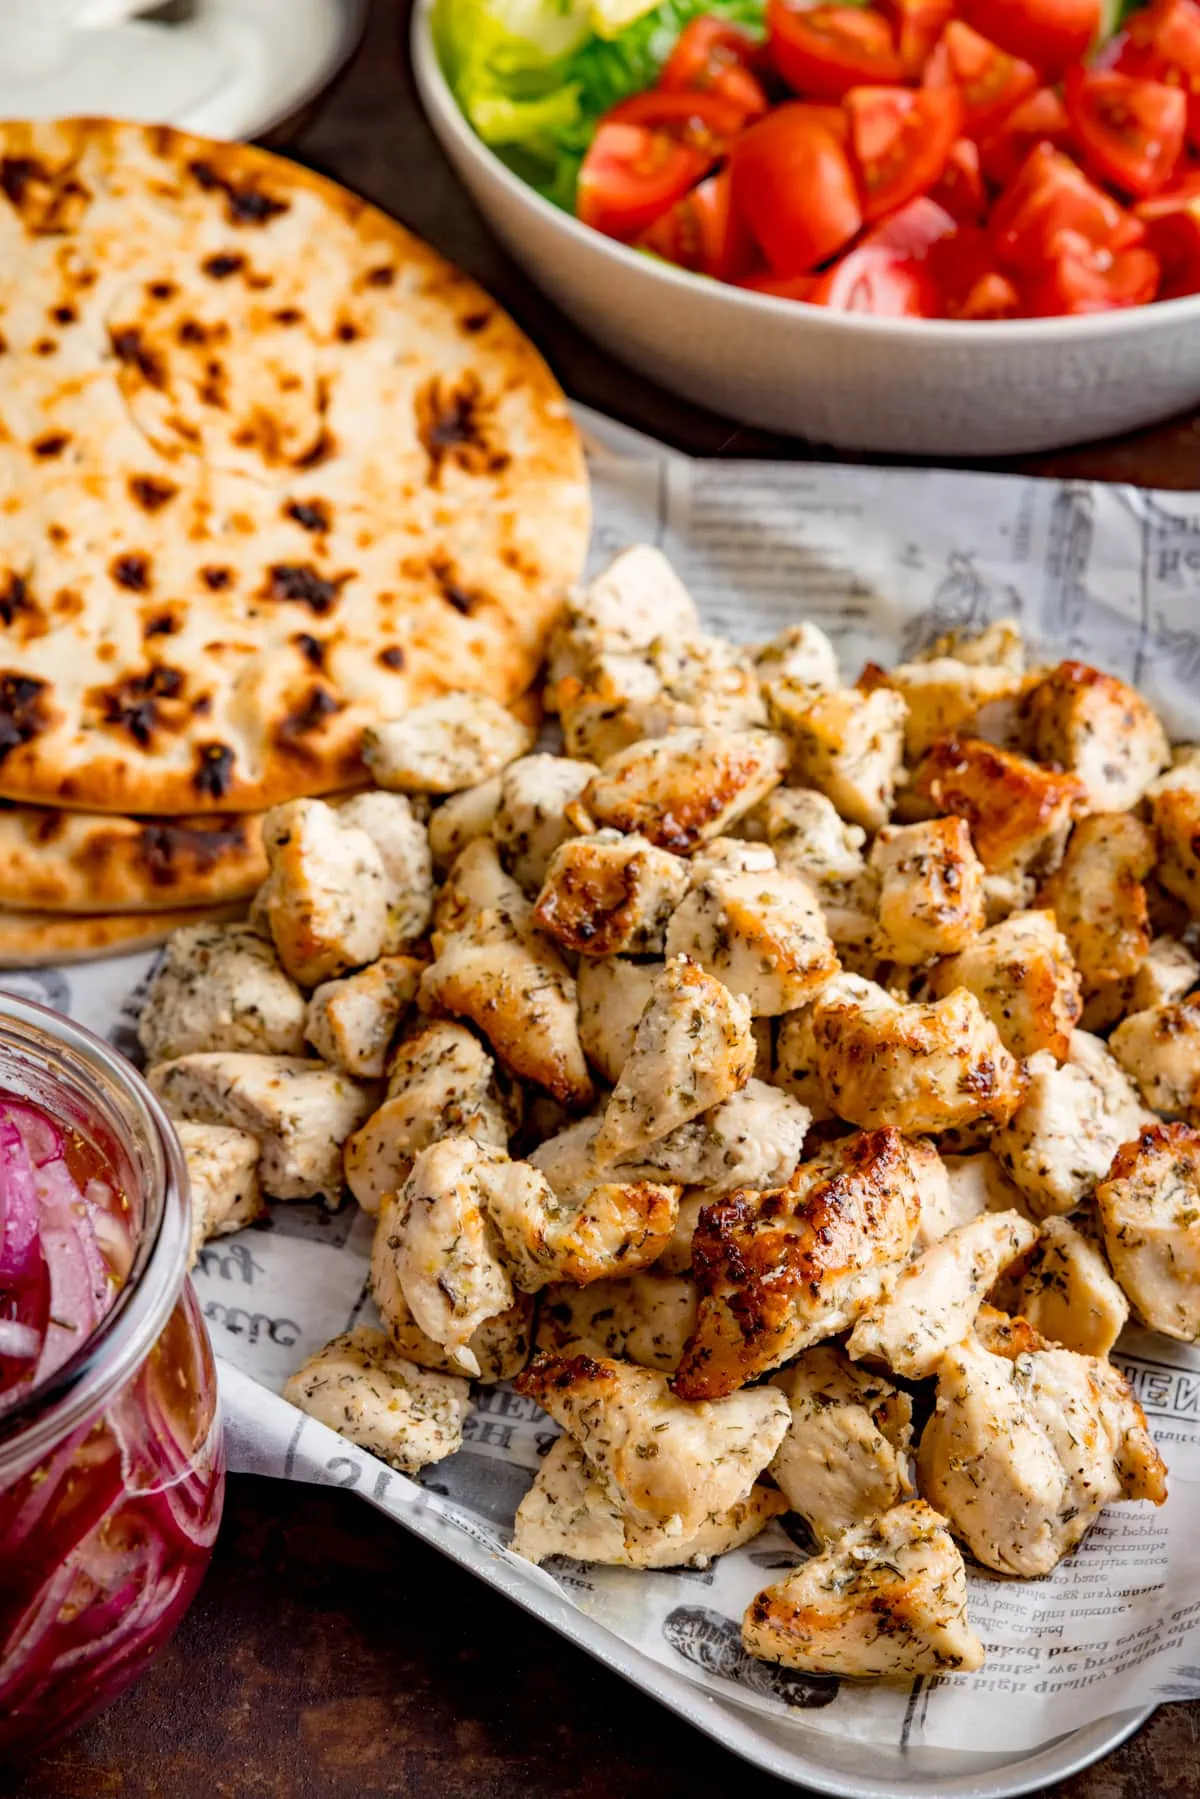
xmin=0 ymin=120 xmax=589 ymax=814
xmin=0 ymin=903 xmax=245 ymax=967
xmin=0 ymin=803 xmax=266 ymax=913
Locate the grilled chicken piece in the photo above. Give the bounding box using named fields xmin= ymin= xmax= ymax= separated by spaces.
xmin=545 ymin=545 xmax=700 ymax=702
xmin=848 ymin=1210 xmax=1040 ymax=1379
xmin=764 ymin=681 xmax=907 ymax=831
xmin=511 ymin=1436 xmax=785 ymax=1569
xmin=138 ymin=922 xmax=307 ymax=1062
xmin=673 ymin=1128 xmax=924 ymax=1399
xmin=257 ymin=798 xmax=390 ymax=986
xmin=923 ymin=908 xmax=1082 ymax=1061
xmin=370 ymin=1192 xmax=534 ymax=1383
xmin=627 ymin=1079 xmax=811 ymax=1195
xmin=581 ymin=728 xmax=789 ymax=853
xmin=576 ymin=955 xmax=658 ymax=1083
xmin=1024 ymin=661 xmax=1169 ymax=812
xmin=304 ymin=955 xmax=422 ymax=1078
xmin=1039 ymin=812 xmax=1153 ymax=998
xmin=427 ymin=774 xmax=504 ymax=871
xmin=686 ymin=837 xmax=777 ymax=880
xmin=534 ymin=832 xmax=688 ymax=957
xmin=902 ymin=735 xmax=1084 ymax=874
xmin=391 ymin=1138 xmax=516 ymax=1376
xmin=770 ymin=1346 xmax=913 ymax=1543
xmin=178 ymin=1120 xmax=264 ymax=1266
xmin=535 ymin=1270 xmax=699 ymax=1372
xmin=1096 ymin=1123 xmax=1200 ymax=1341
xmin=884 ymin=655 xmax=1024 ymax=760
xmin=1011 ymin=1215 xmax=1129 ymax=1356
xmin=344 ymin=1020 xmax=519 ymax=1215
xmin=1149 ymin=757 xmax=1200 ymax=920
xmin=493 ymin=753 xmax=598 ymax=895
xmin=869 ymin=817 xmax=987 ymax=964
xmin=482 ymin=1157 xmax=678 ymax=1291
xmin=1083 ymin=931 xmax=1200 ymax=1033
xmin=284 ymin=1327 xmax=471 ymax=1474
xmin=1110 ymin=993 xmax=1200 ymax=1118
xmin=421 ymin=841 xmax=593 ymax=1107
xmin=752 ymin=788 xmax=867 ymax=888
xmin=362 ymin=693 xmax=534 ymax=794
xmin=149 ymin=1053 xmax=373 ymax=1201
xmin=516 ymin=1352 xmax=789 ymax=1534
xmin=991 ymin=1031 xmax=1150 ymax=1217
xmin=335 ymin=791 xmax=434 ymax=948
xmin=811 ymin=979 xmax=1023 ymax=1135
xmin=918 ymin=1335 xmax=1166 ymax=1576
xmin=557 ymin=633 xmax=766 ymax=766
xmin=922 ymin=616 xmax=1026 ymax=675
xmin=665 ymin=861 xmax=839 ymax=1014
xmin=753 ymin=622 xmax=840 ymax=690
xmin=592 ymin=957 xmax=755 ymax=1163
xmin=742 ymin=1501 xmax=984 ymax=1678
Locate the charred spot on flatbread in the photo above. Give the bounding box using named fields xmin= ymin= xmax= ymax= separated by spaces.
xmin=32 ymin=433 xmax=69 ymax=459
xmin=109 ymin=325 xmax=166 ymax=388
xmin=129 ymin=474 xmax=178 ymax=512
xmin=187 ymin=158 xmax=289 ymax=228
xmin=133 ymin=817 xmax=251 ymax=885
xmin=193 ymin=742 xmax=236 ymax=800
xmin=429 ymin=554 xmax=486 ymax=617
xmin=415 ymin=372 xmax=510 ymax=485
xmin=89 ymin=667 xmax=186 ymax=748
xmin=202 ymin=252 xmax=245 ymax=280
xmin=265 ymin=564 xmax=345 ymax=617
xmin=292 ymin=633 xmax=326 ymax=670
xmin=284 ymin=499 xmax=331 ymax=534
xmin=0 ymin=576 xmax=36 ymax=630
xmin=275 ymin=686 xmax=346 ymax=764
xmin=144 ymin=612 xmax=180 ymax=639
xmin=378 ymin=646 xmax=405 ymax=670
xmin=0 ymin=674 xmax=51 ymax=760
xmin=110 ymin=553 xmax=152 ymax=593
xmin=200 ymin=567 xmax=233 ymax=592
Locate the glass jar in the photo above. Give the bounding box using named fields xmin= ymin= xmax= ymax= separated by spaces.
xmin=0 ymin=993 xmax=225 ymax=1758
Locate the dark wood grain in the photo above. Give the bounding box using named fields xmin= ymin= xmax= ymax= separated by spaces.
xmin=4 ymin=1 xmax=1200 ymax=1792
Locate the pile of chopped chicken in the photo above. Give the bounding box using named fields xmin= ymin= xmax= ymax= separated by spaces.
xmin=142 ymin=545 xmax=1198 ymax=1683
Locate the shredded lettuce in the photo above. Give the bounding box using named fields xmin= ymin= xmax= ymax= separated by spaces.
xmin=435 ymin=0 xmax=766 ymax=211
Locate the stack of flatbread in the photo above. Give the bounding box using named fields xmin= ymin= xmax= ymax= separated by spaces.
xmin=0 ymin=119 xmax=589 ymax=963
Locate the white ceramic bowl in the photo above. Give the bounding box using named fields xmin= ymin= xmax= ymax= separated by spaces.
xmin=412 ymin=0 xmax=1200 ymax=455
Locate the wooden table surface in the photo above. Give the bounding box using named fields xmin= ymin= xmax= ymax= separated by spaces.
xmin=7 ymin=3 xmax=1200 ymax=1793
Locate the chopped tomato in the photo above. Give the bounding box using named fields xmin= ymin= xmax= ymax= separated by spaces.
xmin=608 ymin=88 xmax=752 ymax=155
xmin=960 ymin=0 xmax=1100 ymax=77
xmin=660 ymin=18 xmax=770 ymax=123
xmin=1065 ymin=68 xmax=1187 ymax=196
xmin=846 ymin=84 xmax=963 ymax=220
xmin=928 ymin=225 xmax=1022 ymax=311
xmin=638 ymin=169 xmax=755 ymax=278
xmin=1135 ymin=164 xmax=1200 ymax=213
xmin=1022 ymin=238 xmax=1161 ymax=309
xmin=810 ymin=195 xmax=956 ymax=314
xmin=729 ymin=102 xmax=864 ymax=272
xmin=924 ymin=20 xmax=1040 ymax=139
xmin=979 ymin=85 xmax=1071 ymax=187
xmin=990 ymin=142 xmax=1145 ymax=270
xmin=576 ymin=122 xmax=710 ymax=241
xmin=931 ymin=136 xmax=988 ymax=221
xmin=766 ymin=3 xmax=904 ymax=100
xmin=738 ymin=270 xmax=820 ymax=297
xmin=1139 ymin=191 xmax=1200 ymax=292
xmin=882 ymin=0 xmax=955 ymax=75
xmin=1115 ymin=0 xmax=1200 ymax=148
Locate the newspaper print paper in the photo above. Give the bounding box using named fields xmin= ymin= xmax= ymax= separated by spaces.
xmin=12 ymin=406 xmax=1200 ymax=1760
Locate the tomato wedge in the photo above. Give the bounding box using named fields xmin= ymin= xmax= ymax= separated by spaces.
xmin=847 ymin=84 xmax=963 ymax=220
xmin=766 ymin=3 xmax=904 ymax=100
xmin=730 ymin=102 xmax=864 ymax=273
xmin=660 ymin=18 xmax=769 ymax=122
xmin=1115 ymin=0 xmax=1200 ymax=148
xmin=960 ymin=0 xmax=1100 ymax=78
xmin=924 ymin=20 xmax=1040 ymax=139
xmin=638 ymin=169 xmax=755 ymax=278
xmin=928 ymin=225 xmax=1022 ymax=312
xmin=738 ymin=270 xmax=820 ymax=297
xmin=990 ymin=142 xmax=1146 ymax=270
xmin=810 ymin=197 xmax=956 ymax=314
xmin=576 ymin=122 xmax=710 ymax=241
xmin=931 ymin=136 xmax=988 ymax=222
xmin=608 ymin=88 xmax=751 ymax=155
xmin=882 ymin=0 xmax=955 ymax=75
xmin=979 ymin=85 xmax=1071 ymax=187
xmin=1065 ymin=68 xmax=1187 ymax=197
xmin=1022 ymin=238 xmax=1161 ymax=310
xmin=1141 ymin=195 xmax=1200 ymax=293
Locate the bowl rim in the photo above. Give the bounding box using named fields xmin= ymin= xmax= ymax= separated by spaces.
xmin=412 ymin=0 xmax=1200 ymax=346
